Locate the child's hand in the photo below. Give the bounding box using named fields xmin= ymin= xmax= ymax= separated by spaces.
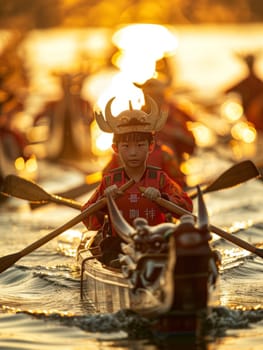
xmin=143 ymin=187 xmax=161 ymax=200
xmin=104 ymin=184 xmax=122 ymax=198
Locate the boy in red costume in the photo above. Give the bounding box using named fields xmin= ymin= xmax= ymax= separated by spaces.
xmin=82 ymin=95 xmax=192 ymax=241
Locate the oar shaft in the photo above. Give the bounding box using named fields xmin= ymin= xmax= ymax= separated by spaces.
xmin=20 ymin=198 xmax=106 ymax=256
xmin=209 ymin=224 xmax=263 ymax=257
xmin=21 ymin=178 xmax=134 ymax=256
xmin=0 ymin=179 xmax=135 ymax=273
xmin=52 ymin=194 xmax=82 ymax=210
xmin=154 ymin=197 xmax=263 ymax=258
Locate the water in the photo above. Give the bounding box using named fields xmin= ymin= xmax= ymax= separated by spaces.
xmin=0 ymin=160 xmax=263 ymax=350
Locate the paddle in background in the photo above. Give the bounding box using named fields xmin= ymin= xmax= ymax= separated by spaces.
xmin=1 ymin=174 xmax=82 ymax=209
xmin=0 ymin=172 xmax=102 ymax=210
xmin=187 ymin=160 xmax=261 ymax=199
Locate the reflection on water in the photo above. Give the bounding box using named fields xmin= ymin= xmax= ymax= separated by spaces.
xmin=0 ymin=313 xmax=88 ymax=350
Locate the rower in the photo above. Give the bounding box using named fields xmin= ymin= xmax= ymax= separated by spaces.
xmin=81 ymin=95 xmax=193 ymax=266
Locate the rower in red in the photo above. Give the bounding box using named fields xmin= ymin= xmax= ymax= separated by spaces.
xmin=81 ymin=95 xmax=193 ymax=264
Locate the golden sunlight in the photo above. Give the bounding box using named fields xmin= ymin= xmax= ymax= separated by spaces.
xmin=14 ymin=157 xmax=25 ymax=171
xmin=82 ymin=24 xmax=180 ymax=157
xmin=112 ymin=52 xmax=156 ymax=83
xmin=188 ymin=122 xmax=217 ymax=147
xmin=230 ymin=139 xmax=257 ymax=160
xmin=90 ymin=120 xmax=113 ymax=156
xmin=83 ymin=24 xmax=178 ymax=110
xmin=14 ymin=155 xmax=38 ymax=179
xmin=180 ymin=157 xmax=205 ymax=186
xmin=25 ymin=31 xmax=78 ymax=70
xmin=96 ymin=72 xmax=144 ymax=113
xmin=112 ymin=24 xmax=178 ymax=58
xmin=231 ymin=121 xmax=257 ymax=143
xmin=229 ymin=220 xmax=253 ymax=233
xmin=220 ymin=94 xmax=244 ymax=122
xmin=25 ymin=155 xmax=38 ymax=173
xmin=86 ymin=171 xmax=102 ymax=185
xmin=95 ymin=133 xmax=113 ymax=152
xmin=58 ymin=229 xmax=82 ymax=257
xmin=112 ymin=24 xmax=178 ymax=84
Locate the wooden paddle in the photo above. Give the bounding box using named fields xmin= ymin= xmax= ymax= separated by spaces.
xmin=188 ymin=160 xmax=261 ymax=199
xmin=1 ymin=161 xmax=260 ymax=210
xmin=140 ymin=190 xmax=263 ymax=258
xmin=1 ymin=175 xmax=83 ymax=210
xmin=30 ymin=172 xmax=102 ymax=210
xmin=0 ymin=179 xmax=135 ymax=274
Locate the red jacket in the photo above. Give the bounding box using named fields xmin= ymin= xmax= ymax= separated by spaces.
xmin=82 ymin=166 xmax=193 ymax=234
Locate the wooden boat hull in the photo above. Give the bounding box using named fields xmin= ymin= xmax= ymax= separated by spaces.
xmin=78 ymin=188 xmax=219 ymax=335
xmin=78 ymin=239 xmax=218 ymax=335
xmin=79 ymin=249 xmax=130 ymax=313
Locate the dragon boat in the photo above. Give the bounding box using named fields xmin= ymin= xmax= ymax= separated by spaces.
xmin=77 ymin=187 xmax=220 ymax=335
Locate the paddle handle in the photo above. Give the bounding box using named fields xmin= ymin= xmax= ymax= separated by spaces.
xmin=153 ymin=196 xmax=263 ymax=258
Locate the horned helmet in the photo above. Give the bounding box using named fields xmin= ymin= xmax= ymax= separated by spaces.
xmin=95 ymin=94 xmax=167 ymax=134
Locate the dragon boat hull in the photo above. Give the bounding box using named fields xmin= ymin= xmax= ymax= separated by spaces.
xmin=78 ymin=248 xmax=130 ymax=313
xmin=77 ymin=234 xmax=218 ymax=335
xmin=77 ymin=187 xmax=220 ymax=335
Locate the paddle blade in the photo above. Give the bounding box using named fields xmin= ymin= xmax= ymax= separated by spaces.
xmin=190 ymin=160 xmax=260 ymax=199
xmin=1 ymin=175 xmax=50 ymax=203
xmin=204 ymin=160 xmax=260 ymax=193
xmin=0 ymin=252 xmax=22 ymax=273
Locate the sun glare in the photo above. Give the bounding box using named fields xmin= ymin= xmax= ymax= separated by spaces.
xmin=112 ymin=24 xmax=178 ymax=84
xmin=90 ymin=120 xmax=113 ymax=156
xmin=221 ymin=95 xmax=244 ymax=122
xmin=188 ymin=122 xmax=217 ymax=147
xmin=231 ymin=121 xmax=257 ymax=143
xmin=112 ymin=24 xmax=178 ymax=58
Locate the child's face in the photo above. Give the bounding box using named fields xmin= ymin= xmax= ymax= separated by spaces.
xmin=112 ymin=139 xmax=153 ymax=169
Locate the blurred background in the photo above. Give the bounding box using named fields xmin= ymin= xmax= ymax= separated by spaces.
xmin=1 ymin=0 xmax=263 ymax=190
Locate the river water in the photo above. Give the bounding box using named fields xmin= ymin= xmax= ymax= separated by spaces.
xmin=0 ymin=157 xmax=263 ymax=350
